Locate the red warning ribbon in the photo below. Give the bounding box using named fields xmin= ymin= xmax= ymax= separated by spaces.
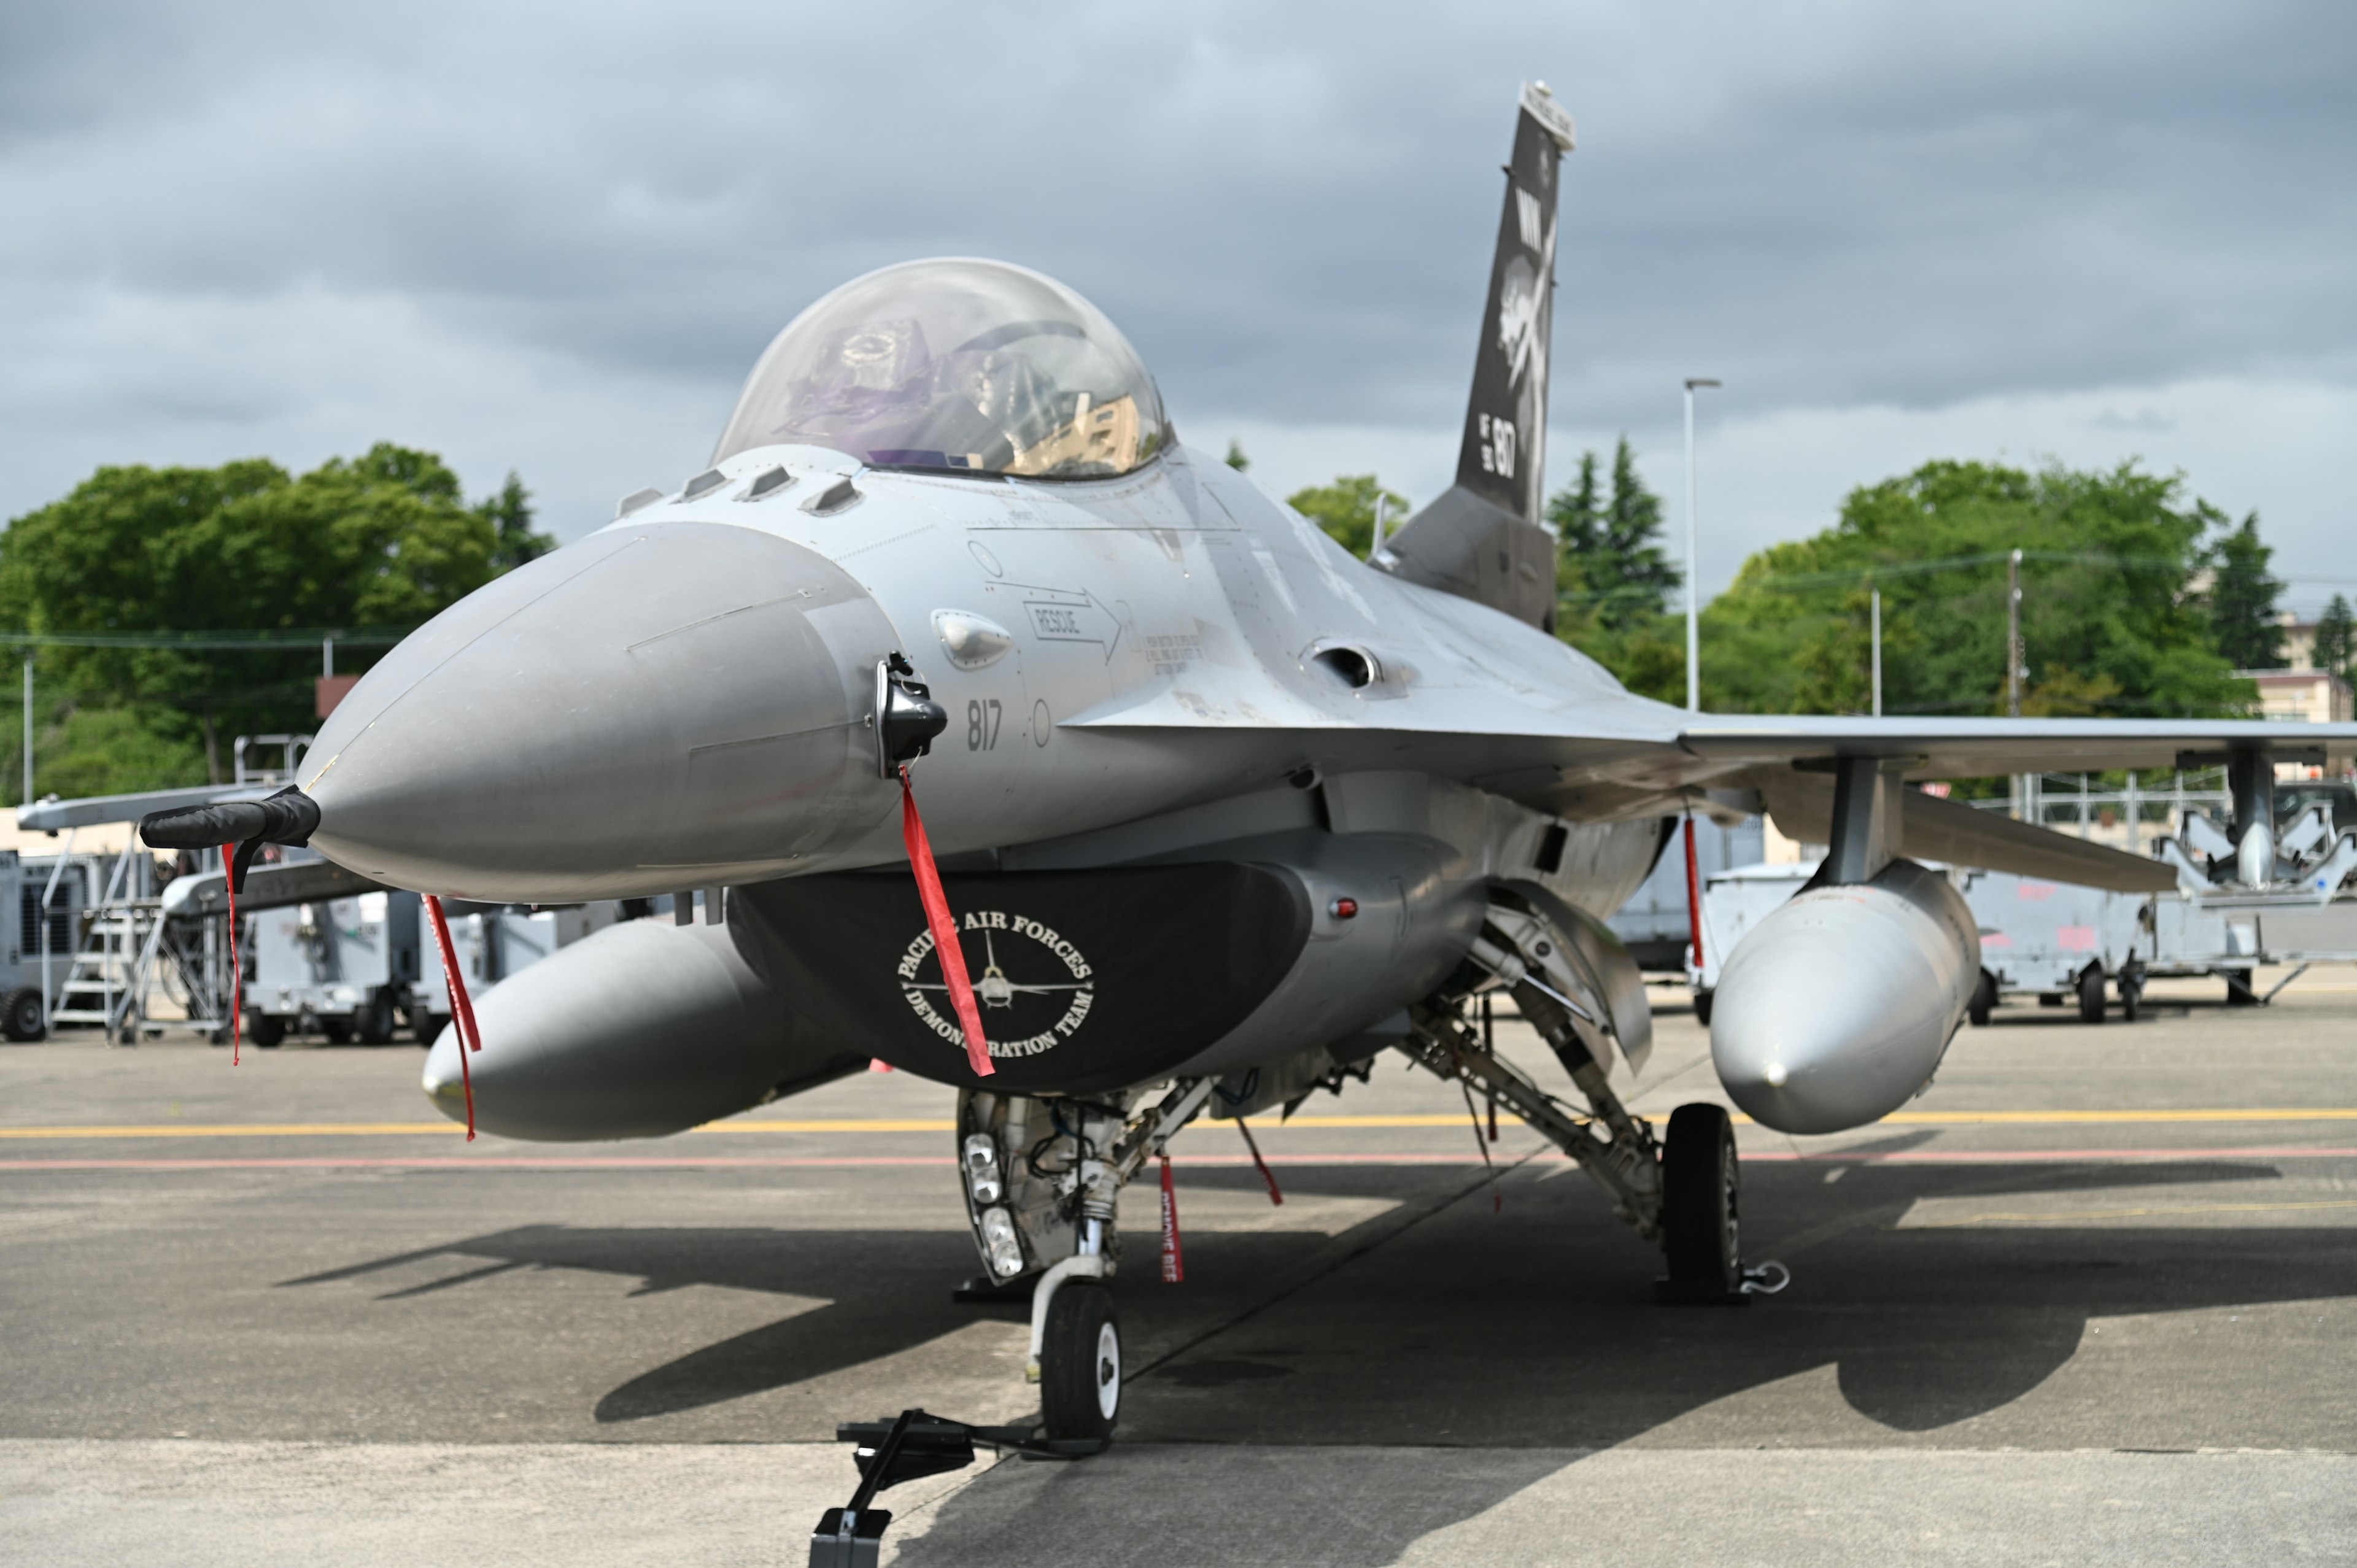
xmin=1159 ymin=1154 xmax=1183 ymax=1283
xmin=422 ymin=894 xmax=481 ymax=1141
xmin=1235 ymin=1118 xmax=1283 ymax=1206
xmin=1682 ymin=813 xmax=1705 ymax=970
xmin=899 ymin=767 xmax=994 ymax=1079
xmin=220 ymin=844 xmax=242 ymax=1066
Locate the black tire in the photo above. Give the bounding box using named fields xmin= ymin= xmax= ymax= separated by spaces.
xmin=247 ymin=1011 xmax=285 ymax=1049
xmin=2077 ymin=967 xmax=2107 ymax=1025
xmin=1967 ymin=970 xmax=1995 ymax=1028
xmin=355 ymin=989 xmax=397 ymax=1046
xmin=1660 ymin=1103 xmax=1740 ymax=1292
xmin=411 ymin=1011 xmax=445 ymax=1047
xmin=1039 ymin=1283 xmax=1121 ymax=1443
xmin=1 ymin=987 xmax=45 ymax=1042
xmin=2223 ymin=968 xmax=2259 ymax=1006
xmin=1693 ymin=989 xmax=1714 ymax=1028
xmin=320 ymin=1019 xmax=353 ymax=1045
xmin=2121 ymin=978 xmax=2142 ymax=1024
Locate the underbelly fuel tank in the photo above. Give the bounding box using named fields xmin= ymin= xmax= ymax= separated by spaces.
xmin=421 ymin=914 xmax=865 ymax=1140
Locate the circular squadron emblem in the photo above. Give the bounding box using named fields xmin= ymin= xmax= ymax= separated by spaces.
xmin=897 ymin=911 xmax=1094 ymax=1060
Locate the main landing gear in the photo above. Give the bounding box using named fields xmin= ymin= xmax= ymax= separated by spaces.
xmin=1401 ymin=898 xmax=1786 ymax=1304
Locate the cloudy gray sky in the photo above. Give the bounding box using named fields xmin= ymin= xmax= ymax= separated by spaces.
xmin=4 ymin=1 xmax=2351 ymax=612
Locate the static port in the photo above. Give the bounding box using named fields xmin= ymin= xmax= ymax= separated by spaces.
xmin=1329 ymin=897 xmax=1358 ymax=919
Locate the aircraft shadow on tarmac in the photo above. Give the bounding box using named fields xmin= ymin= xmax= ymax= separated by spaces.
xmin=282 ymin=1151 xmax=2351 ymax=1444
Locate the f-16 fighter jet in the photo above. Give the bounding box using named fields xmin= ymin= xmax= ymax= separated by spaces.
xmin=144 ymin=82 xmax=2357 ymax=1443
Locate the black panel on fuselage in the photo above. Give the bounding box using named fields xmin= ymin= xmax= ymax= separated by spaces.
xmin=729 ymin=864 xmax=1312 ymax=1094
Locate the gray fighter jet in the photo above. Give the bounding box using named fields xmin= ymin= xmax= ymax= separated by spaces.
xmin=143 ymin=82 xmax=2357 ymax=1442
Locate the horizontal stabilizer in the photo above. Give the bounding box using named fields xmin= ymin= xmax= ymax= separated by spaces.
xmin=1757 ymin=769 xmax=2176 ymax=893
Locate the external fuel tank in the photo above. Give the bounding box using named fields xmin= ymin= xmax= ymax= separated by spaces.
xmin=1708 ymin=857 xmax=1979 ymax=1135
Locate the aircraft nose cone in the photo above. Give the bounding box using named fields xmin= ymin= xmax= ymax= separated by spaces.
xmin=1709 ymin=876 xmax=1976 ymax=1135
xmin=305 ymin=521 xmax=900 ymax=900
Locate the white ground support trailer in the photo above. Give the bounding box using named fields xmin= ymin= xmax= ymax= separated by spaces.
xmin=246 ymin=881 xmax=425 ymax=1046
xmin=2143 ymin=894 xmax=2357 ymax=1005
xmin=1957 ymin=870 xmax=2153 ymax=1024
xmin=247 ymin=871 xmax=619 ymax=1047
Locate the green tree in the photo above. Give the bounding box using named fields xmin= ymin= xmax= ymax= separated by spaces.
xmin=2205 ymin=509 xmax=2284 ymax=670
xmin=1223 ymin=439 xmax=1250 ymax=473
xmin=1694 ymin=459 xmax=2250 ymax=720
xmin=2313 ymin=593 xmax=2355 ymax=681
xmin=1545 ymin=440 xmax=1686 ymax=701
xmin=478 ymin=472 xmax=554 ymax=570
xmin=1288 ymin=474 xmax=1410 ymax=561
xmin=1548 ymin=449 xmax=1603 ymax=601
xmin=1551 ymin=438 xmax=1680 ymax=632
xmin=1 ymin=444 xmax=525 ymax=794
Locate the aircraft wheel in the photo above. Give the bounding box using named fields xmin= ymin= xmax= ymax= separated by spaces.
xmin=320 ymin=1019 xmax=354 ymax=1045
xmin=2223 ymin=969 xmax=2258 ymax=1006
xmin=2120 ymin=976 xmax=2142 ymax=1023
xmin=1039 ymin=1283 xmax=1121 ymax=1443
xmin=411 ymin=1011 xmax=445 ymax=1048
xmin=2077 ymin=967 xmax=2107 ymax=1025
xmin=247 ymin=1011 xmax=285 ymax=1049
xmin=1692 ymin=989 xmax=1714 ymax=1028
xmin=1 ymin=987 xmax=47 ymax=1042
xmin=1660 ymin=1103 xmax=1740 ymax=1293
xmin=1967 ymin=970 xmax=1995 ymax=1028
xmin=355 ymin=989 xmax=397 ymax=1046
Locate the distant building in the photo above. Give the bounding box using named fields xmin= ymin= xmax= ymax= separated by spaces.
xmin=2275 ymin=611 xmax=2320 ymax=671
xmin=2239 ymin=666 xmax=2355 ymax=725
xmin=2238 ymin=665 xmax=2356 ymax=779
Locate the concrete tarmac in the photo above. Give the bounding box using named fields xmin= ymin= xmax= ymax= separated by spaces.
xmin=3 ymin=971 xmax=2354 ymax=1564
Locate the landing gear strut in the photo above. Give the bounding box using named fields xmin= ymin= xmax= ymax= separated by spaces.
xmin=953 ymin=1076 xmax=1215 ymax=1444
xmin=1403 ymin=900 xmax=1787 ymax=1304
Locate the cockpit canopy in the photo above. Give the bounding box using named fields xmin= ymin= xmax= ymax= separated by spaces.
xmin=713 ymin=258 xmax=1172 ymax=480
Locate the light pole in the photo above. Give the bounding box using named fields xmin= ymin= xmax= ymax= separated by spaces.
xmin=2007 ymin=547 xmax=2028 ymax=819
xmin=1682 ymin=377 xmax=1721 ymax=713
xmin=1870 ymin=586 xmax=1882 ymax=717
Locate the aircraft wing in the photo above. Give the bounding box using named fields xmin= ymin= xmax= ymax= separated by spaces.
xmin=1072 ymin=680 xmax=2354 ymax=890
xmin=1674 ymin=713 xmax=2356 ymax=780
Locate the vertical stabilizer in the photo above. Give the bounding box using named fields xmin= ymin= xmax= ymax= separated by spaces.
xmin=1377 ymin=82 xmax=1576 ymax=631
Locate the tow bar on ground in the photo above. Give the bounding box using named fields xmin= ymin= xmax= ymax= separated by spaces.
xmin=810 ymin=1407 xmax=1107 ymax=1567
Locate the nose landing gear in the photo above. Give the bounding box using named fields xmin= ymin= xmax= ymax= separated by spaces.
xmin=1039 ymin=1282 xmax=1121 ymax=1442
xmin=954 ymin=1077 xmax=1216 ymax=1443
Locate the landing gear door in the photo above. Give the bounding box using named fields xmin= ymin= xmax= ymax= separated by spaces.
xmin=1496 ymin=879 xmax=1654 ymax=1077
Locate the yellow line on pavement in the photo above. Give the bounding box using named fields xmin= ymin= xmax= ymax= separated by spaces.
xmin=9 ymin=1108 xmax=2357 ymax=1139
xmin=1912 ymin=1197 xmax=2357 ymax=1227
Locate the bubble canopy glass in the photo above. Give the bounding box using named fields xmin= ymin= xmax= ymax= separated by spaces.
xmin=713 ymin=259 xmax=1172 ymax=480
